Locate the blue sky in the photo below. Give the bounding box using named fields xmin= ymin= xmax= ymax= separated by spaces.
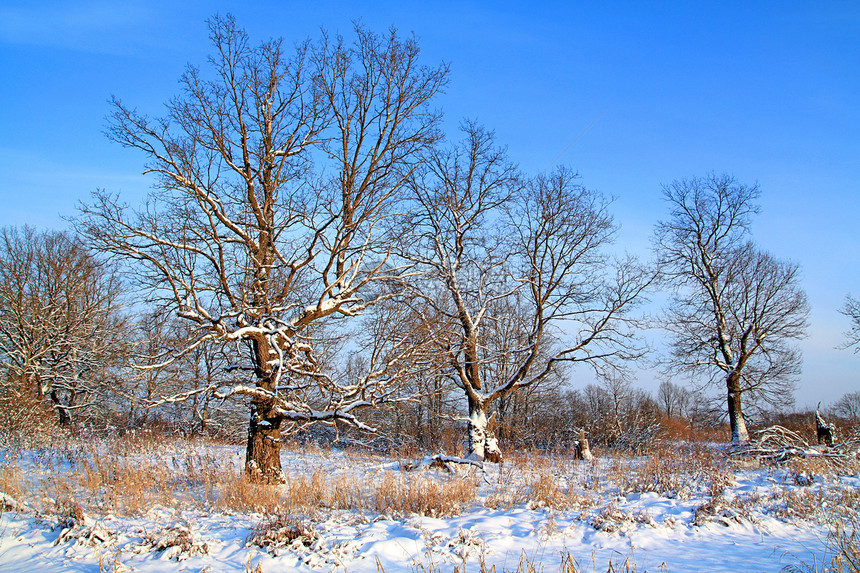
xmin=1 ymin=1 xmax=858 ymax=407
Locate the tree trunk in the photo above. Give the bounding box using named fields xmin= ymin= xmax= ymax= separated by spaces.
xmin=466 ymin=396 xmax=502 ymax=463
xmin=726 ymin=371 xmax=749 ymax=444
xmin=245 ymin=342 xmax=285 ymax=483
xmin=50 ymin=389 xmax=72 ymax=427
xmin=200 ymin=399 xmax=208 ymax=435
xmin=245 ymin=401 xmax=285 ymax=483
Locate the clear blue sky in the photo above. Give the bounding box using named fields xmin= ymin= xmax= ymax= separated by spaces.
xmin=1 ymin=1 xmax=858 ymax=407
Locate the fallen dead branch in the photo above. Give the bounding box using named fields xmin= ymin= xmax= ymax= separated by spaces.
xmin=731 ymin=425 xmax=860 ymax=471
xmin=401 ymin=455 xmax=487 ymax=473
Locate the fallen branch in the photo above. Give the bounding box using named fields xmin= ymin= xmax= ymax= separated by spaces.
xmin=402 ymin=455 xmax=486 ymax=473
xmin=730 ymin=425 xmax=860 ymax=470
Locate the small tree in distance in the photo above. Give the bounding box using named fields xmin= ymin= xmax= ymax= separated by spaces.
xmin=840 ymin=295 xmax=860 ymax=353
xmin=654 ymin=174 xmax=809 ymax=444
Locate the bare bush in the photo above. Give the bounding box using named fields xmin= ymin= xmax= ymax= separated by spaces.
xmin=0 ymin=227 xmax=127 ymax=429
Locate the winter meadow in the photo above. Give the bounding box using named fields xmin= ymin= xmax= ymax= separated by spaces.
xmin=2 ymin=9 xmax=860 ymax=573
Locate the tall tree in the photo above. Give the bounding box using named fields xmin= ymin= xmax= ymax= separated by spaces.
xmin=401 ymin=124 xmax=653 ymax=461
xmin=0 ymin=226 xmax=126 ymax=427
xmin=654 ymin=174 xmax=809 ymax=444
xmin=78 ymin=16 xmax=447 ymax=482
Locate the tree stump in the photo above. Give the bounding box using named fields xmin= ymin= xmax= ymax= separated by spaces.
xmin=815 ymin=403 xmax=835 ymax=447
xmin=573 ymin=428 xmax=593 ymax=461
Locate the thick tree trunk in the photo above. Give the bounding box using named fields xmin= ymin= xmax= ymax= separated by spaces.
xmin=726 ymin=372 xmax=749 ymax=444
xmin=50 ymin=389 xmax=72 ymax=427
xmin=244 ymin=366 xmax=284 ymax=483
xmin=245 ymin=402 xmax=285 ymax=483
xmin=466 ymin=396 xmax=502 ymax=463
xmin=245 ymin=340 xmax=286 ymax=483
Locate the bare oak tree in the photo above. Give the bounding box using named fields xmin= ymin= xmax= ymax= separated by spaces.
xmin=77 ymin=16 xmax=447 ymax=481
xmin=401 ymin=124 xmax=653 ymax=461
xmin=654 ymin=174 xmax=809 ymax=444
xmin=0 ymin=227 xmax=126 ymax=427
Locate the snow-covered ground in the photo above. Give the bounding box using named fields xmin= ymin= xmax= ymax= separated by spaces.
xmin=0 ymin=439 xmax=855 ymax=572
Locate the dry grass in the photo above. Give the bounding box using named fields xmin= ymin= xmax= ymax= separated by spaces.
xmin=40 ymin=448 xmax=227 ymax=514
xmin=786 ymin=508 xmax=860 ymax=573
xmin=223 ymin=468 xmax=475 ymax=518
xmin=0 ymin=456 xmax=24 ymax=505
xmin=2 ymin=436 xmax=482 ymax=521
xmin=221 ymin=471 xmax=284 ymax=513
xmin=604 ymin=443 xmax=733 ymax=500
xmin=827 ymin=511 xmax=860 ymax=573
xmin=375 ymin=472 xmax=477 ymax=517
xmin=486 ymin=470 xmax=593 ymax=512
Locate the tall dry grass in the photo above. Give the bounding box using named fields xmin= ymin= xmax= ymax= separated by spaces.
xmin=1 ymin=435 xmax=481 ymax=520
xmin=601 ymin=443 xmax=733 ymax=500
xmin=375 ymin=472 xmax=476 ymax=517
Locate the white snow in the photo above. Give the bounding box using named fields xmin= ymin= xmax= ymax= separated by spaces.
xmin=0 ymin=440 xmax=854 ymax=572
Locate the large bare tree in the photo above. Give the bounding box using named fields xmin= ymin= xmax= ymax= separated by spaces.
xmin=654 ymin=174 xmax=809 ymax=444
xmin=400 ymin=124 xmax=653 ymax=461
xmin=77 ymin=16 xmax=447 ymax=481
xmin=0 ymin=226 xmax=126 ymax=427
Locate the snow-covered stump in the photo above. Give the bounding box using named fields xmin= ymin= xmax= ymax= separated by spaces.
xmin=573 ymin=428 xmax=593 ymax=461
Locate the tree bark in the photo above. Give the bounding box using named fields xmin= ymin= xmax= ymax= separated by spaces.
xmin=245 ymin=402 xmax=284 ymax=483
xmin=726 ymin=371 xmax=749 ymax=444
xmin=50 ymin=389 xmax=72 ymax=427
xmin=244 ymin=351 xmax=285 ymax=483
xmin=466 ymin=396 xmax=502 ymax=463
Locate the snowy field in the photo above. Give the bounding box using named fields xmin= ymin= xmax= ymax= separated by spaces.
xmin=0 ymin=437 xmax=856 ymax=572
